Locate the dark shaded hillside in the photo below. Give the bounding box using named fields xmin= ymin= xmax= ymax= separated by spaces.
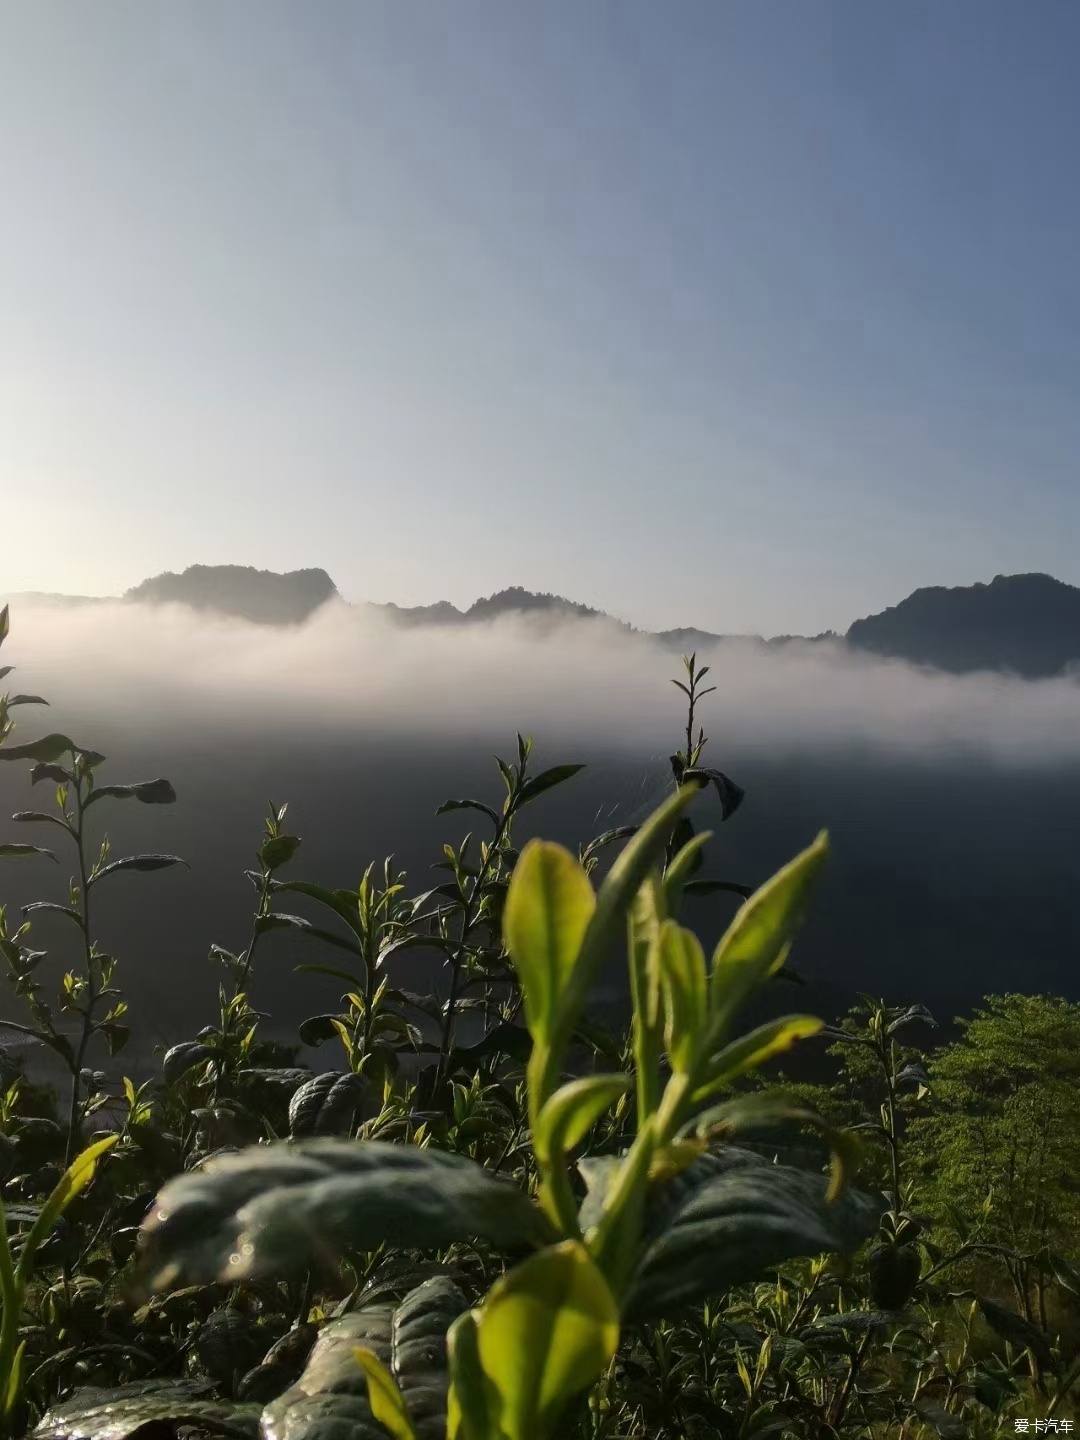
xmin=123 ymin=564 xmax=338 ymax=624
xmin=846 ymin=572 xmax=1080 ymax=677
xmin=2 ymin=724 xmax=1078 ymax=1079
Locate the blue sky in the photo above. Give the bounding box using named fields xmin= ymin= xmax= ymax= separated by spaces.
xmin=2 ymin=2 xmax=1079 ymax=635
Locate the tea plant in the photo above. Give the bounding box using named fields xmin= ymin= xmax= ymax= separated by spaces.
xmin=0 ymin=604 xmax=185 ymax=1165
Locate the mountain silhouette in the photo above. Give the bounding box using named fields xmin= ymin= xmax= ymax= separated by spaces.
xmin=6 ymin=566 xmax=1080 ymax=677
xmin=122 ymin=565 xmax=338 ymax=625
xmin=846 ymin=572 xmax=1080 ymax=678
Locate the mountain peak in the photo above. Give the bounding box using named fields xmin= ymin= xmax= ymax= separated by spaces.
xmin=123 ymin=565 xmax=338 ymax=625
xmin=847 ymin=572 xmax=1080 ymax=677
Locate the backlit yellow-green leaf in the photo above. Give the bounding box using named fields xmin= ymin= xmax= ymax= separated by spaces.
xmin=353 ymin=1346 xmax=418 ymax=1440
xmin=447 ymin=1309 xmax=503 ymax=1440
xmin=18 ymin=1133 xmax=118 ymax=1283
xmin=504 ymin=841 xmax=596 ymax=1046
xmin=535 ymin=1075 xmax=630 ymax=1163
xmin=695 ymin=1014 xmax=824 ymax=1100
xmin=475 ymin=1240 xmax=620 ymax=1439
xmin=709 ymin=832 xmax=829 ymax=1029
xmin=658 ymin=921 xmax=708 ymax=1072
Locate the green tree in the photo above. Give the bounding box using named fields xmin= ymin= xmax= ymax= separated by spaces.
xmin=909 ymin=993 xmax=1080 ymax=1328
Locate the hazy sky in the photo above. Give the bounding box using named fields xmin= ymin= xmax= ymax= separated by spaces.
xmin=3 ymin=3 xmax=1079 ymax=635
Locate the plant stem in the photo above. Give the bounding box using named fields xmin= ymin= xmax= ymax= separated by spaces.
xmin=65 ymin=772 xmax=97 ymax=1166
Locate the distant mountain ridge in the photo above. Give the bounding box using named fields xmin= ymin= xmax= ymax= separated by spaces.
xmin=5 ymin=565 xmax=1080 ymax=678
xmin=845 ymin=572 xmax=1080 ymax=678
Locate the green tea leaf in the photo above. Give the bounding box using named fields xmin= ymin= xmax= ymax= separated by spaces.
xmin=266 ymin=1277 xmax=466 ymax=1440
xmin=657 ymin=921 xmax=708 ymax=1072
xmin=0 ymin=734 xmax=76 ymax=764
xmin=694 ymin=1014 xmax=824 ymax=1098
xmin=138 ymin=1140 xmax=552 ymax=1288
xmin=19 ymin=1135 xmax=119 ymax=1285
xmin=977 ymin=1296 xmax=1054 ymax=1366
xmin=21 ymin=900 xmax=85 ymax=930
xmin=503 ymin=841 xmax=596 ymax=1046
xmin=534 ymin=1075 xmax=630 ymax=1164
xmin=475 ymin=1240 xmax=619 ymax=1439
xmin=709 ymin=832 xmax=829 ymax=1031
xmin=0 ymin=844 xmax=57 ymax=863
xmin=162 ymin=1042 xmax=213 ymax=1084
xmin=287 ymin=1072 xmax=365 ymax=1137
xmin=514 ymin=764 xmax=586 ymax=807
xmin=88 ymin=854 xmax=188 ymax=886
xmin=255 ymin=912 xmax=362 ymax=955
xmin=353 ymin=1349 xmax=418 ymax=1440
xmin=437 ymin=799 xmax=501 ymax=827
xmin=260 ymin=834 xmax=301 ymax=871
xmin=30 ymin=1380 xmax=260 ymax=1440
xmin=446 ymin=1311 xmax=501 ymax=1440
xmin=270 ymin=880 xmax=365 ymax=937
xmin=626 ymin=1148 xmax=885 ymax=1320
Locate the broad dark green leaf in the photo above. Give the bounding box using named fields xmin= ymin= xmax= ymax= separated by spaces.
xmin=270 ymin=881 xmax=364 ymax=938
xmin=977 ymin=1296 xmax=1054 ymax=1366
xmin=21 ymin=900 xmax=85 ymax=930
xmin=683 ymin=878 xmax=753 ymax=899
xmin=625 ymin=1147 xmax=885 ymax=1320
xmin=264 ymin=1277 xmax=466 ymax=1440
xmin=260 ymin=834 xmax=302 ymax=871
xmin=704 ymin=768 xmax=745 ymax=820
xmin=162 ymin=1041 xmax=214 ymax=1084
xmin=30 ymin=1380 xmax=259 ymax=1440
xmin=1049 ymin=1252 xmax=1080 ymax=1298
xmin=8 ymin=694 xmax=49 ymax=707
xmin=84 ymin=778 xmax=177 ymax=808
xmin=580 ymin=825 xmax=639 ymax=863
xmin=288 ymin=1072 xmax=366 ymax=1137
xmin=909 ymin=1400 xmax=968 ymax=1439
xmin=376 ymin=934 xmax=460 ymax=968
xmin=298 ymin=1014 xmax=341 ymax=1046
xmin=30 ymin=762 xmax=73 ymax=785
xmin=194 ymin=1309 xmax=267 ymax=1384
xmin=514 ymin=764 xmax=586 ymax=807
xmin=457 ymin=1021 xmax=532 ymax=1066
xmin=886 ymin=1004 xmax=938 ymax=1035
xmin=0 ymin=733 xmax=76 ymax=764
xmin=798 ymin=1310 xmax=899 ymax=1345
xmin=12 ymin=810 xmax=69 ymax=829
xmin=88 ymin=854 xmax=188 ymax=886
xmin=0 ymin=843 xmax=57 ymax=863
xmin=256 ymin=912 xmax=361 ymax=955
xmin=103 ymin=1022 xmax=130 ymax=1055
xmin=436 ymin=798 xmax=501 ymax=827
xmin=138 ymin=1139 xmax=552 ymax=1287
